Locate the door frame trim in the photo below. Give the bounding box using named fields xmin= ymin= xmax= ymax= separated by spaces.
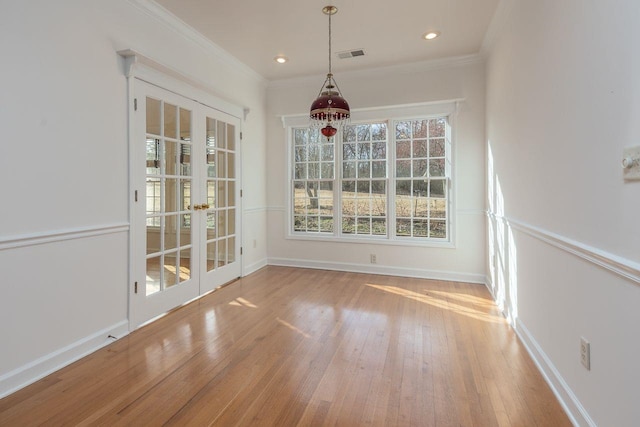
xmin=120 ymin=49 xmax=245 ymax=331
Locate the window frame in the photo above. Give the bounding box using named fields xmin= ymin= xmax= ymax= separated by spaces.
xmin=283 ymin=101 xmax=459 ymax=248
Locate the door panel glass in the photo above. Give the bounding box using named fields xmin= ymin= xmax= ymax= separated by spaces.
xmin=165 ymin=179 xmax=179 ymax=213
xmin=217 ymin=181 xmax=227 ymax=208
xmin=180 ymin=108 xmax=191 ymax=140
xmin=228 ymin=182 xmax=235 ymax=207
xmin=165 ymin=141 xmax=178 ymax=175
xmin=164 ymin=103 xmax=177 ymax=139
xmin=163 ymin=253 xmax=178 ymax=288
xmin=164 ymin=215 xmax=178 ymax=251
xmin=206 ymin=213 xmax=216 ymax=240
xmin=178 ymin=250 xmax=191 ymax=282
xmin=217 ymin=211 xmax=226 ymax=238
xmin=228 ymin=237 xmax=235 ymax=263
xmin=207 ymin=181 xmax=215 ymax=206
xmin=227 ymin=124 xmax=235 ymax=150
xmin=207 ymin=242 xmax=216 ymax=271
xmin=217 ymin=239 xmax=227 ymax=266
xmin=180 ymin=144 xmax=191 ymax=176
xmin=146 ymin=256 xmax=161 ymax=295
xmin=146 ymin=98 xmax=161 ymax=135
xmin=180 ymin=214 xmax=191 ymax=247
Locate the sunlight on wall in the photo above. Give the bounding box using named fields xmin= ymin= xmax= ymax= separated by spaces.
xmin=487 ymin=142 xmax=519 ymax=326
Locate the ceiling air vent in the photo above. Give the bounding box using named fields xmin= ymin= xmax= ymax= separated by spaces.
xmin=337 ymin=49 xmax=365 ymax=59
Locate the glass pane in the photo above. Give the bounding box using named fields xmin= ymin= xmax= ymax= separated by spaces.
xmin=178 ymin=250 xmax=191 ymax=283
xmin=217 ymin=210 xmax=227 ymax=237
xmin=320 ymin=216 xmax=333 ymax=232
xmin=227 ymin=124 xmax=235 ymax=150
xmin=146 ymin=178 xmax=161 ymax=215
xmin=357 ymin=125 xmax=370 ymax=141
xmin=217 ymin=122 xmax=227 ymax=149
xmin=179 ymin=108 xmax=191 ymax=141
xmin=342 ymin=217 xmax=355 ymax=234
xmin=430 ymin=220 xmax=447 ymax=238
xmin=180 ymin=214 xmax=191 ymax=247
xmin=321 ymin=144 xmax=334 ymax=161
xmin=396 ymin=121 xmax=411 ymax=139
xmin=294 ymin=216 xmax=305 ymax=231
xmin=344 ymin=125 xmax=356 ymax=142
xmin=357 ymin=199 xmax=371 ymax=216
xmin=396 ymin=141 xmax=411 ymax=159
xmin=146 ymin=226 xmax=160 ymax=255
xmin=206 ymin=148 xmax=216 ymax=178
xmin=372 ymin=161 xmax=386 ymax=178
xmin=165 ymin=140 xmax=178 ymax=176
xmin=342 ymin=199 xmax=355 ymax=216
xmin=207 ymin=181 xmax=215 ymax=207
xmin=430 ymin=180 xmax=446 ymax=198
xmin=431 ymin=199 xmax=447 ymax=218
xmin=413 ymin=159 xmax=428 ymax=177
xmin=357 ymin=180 xmax=370 ymax=194
xmin=413 ymin=140 xmax=428 ymax=158
xmin=165 ymin=179 xmax=179 ymax=213
xmin=227 ymin=237 xmax=236 ymax=263
xmin=146 ymin=256 xmax=161 ymax=295
xmin=163 ymin=253 xmax=178 ymax=288
xmin=321 ymin=162 xmax=333 ymax=179
xmin=372 ymin=142 xmax=386 ymax=159
xmin=218 ymin=239 xmax=227 ymax=266
xmin=216 ymin=151 xmax=226 ymax=178
xmin=228 ymin=181 xmax=236 ymax=207
xmin=413 ymin=219 xmax=428 ymax=237
xmin=357 ymin=142 xmax=371 ymax=159
xmin=372 ymin=218 xmax=386 ymax=235
xmin=396 ymin=219 xmax=411 ymax=236
xmin=413 ymin=120 xmax=428 ymax=138
xmin=228 ymin=209 xmax=236 ymax=235
xmin=180 ymin=144 xmax=191 ymax=176
xmin=295 ymin=146 xmax=307 ymax=162
xmin=294 ymin=128 xmax=307 ymax=145
xmin=308 ymin=144 xmax=320 ymax=162
xmin=218 ymin=181 xmax=227 ymax=208
xmin=164 ymin=103 xmax=177 ymax=139
xmin=429 ymin=118 xmax=446 ymax=137
xmin=429 ymin=139 xmax=446 ymax=157
xmin=207 ymin=118 xmax=216 ymax=145
xmin=164 ymin=215 xmax=178 ymax=251
xmin=357 ymin=218 xmax=371 ymax=234
xmin=146 ymin=98 xmax=161 ymax=135
xmin=343 ymin=143 xmax=356 ymax=160
xmin=146 ymin=139 xmax=160 ymax=175
xmin=415 ymin=198 xmax=428 ymax=218
xmin=357 ymin=162 xmax=370 ymax=178
xmin=343 ymin=162 xmax=356 ymax=178
xmin=207 ymin=242 xmax=216 ymax=271
xmin=295 ymin=164 xmax=307 ymax=179
xmin=430 ymin=159 xmax=446 ymax=177
xmin=207 ymin=212 xmax=216 ymax=240
xmin=227 ymin=153 xmax=235 ymax=179
xmin=180 ymin=180 xmax=190 ymax=211
xmin=371 ymin=123 xmax=387 ymax=141
xmin=396 ymin=160 xmax=411 ymax=177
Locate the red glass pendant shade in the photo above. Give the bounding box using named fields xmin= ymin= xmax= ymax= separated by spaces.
xmin=321 ymin=125 xmax=337 ymax=138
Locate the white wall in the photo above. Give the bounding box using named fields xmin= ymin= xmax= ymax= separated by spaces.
xmin=0 ymin=0 xmax=267 ymax=397
xmin=485 ymin=0 xmax=640 ymax=425
xmin=266 ymin=58 xmax=486 ymax=282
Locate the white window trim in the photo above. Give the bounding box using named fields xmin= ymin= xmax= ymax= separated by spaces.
xmin=282 ymin=100 xmax=462 ymax=249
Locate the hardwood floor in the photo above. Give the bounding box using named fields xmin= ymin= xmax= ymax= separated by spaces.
xmin=0 ymin=266 xmax=571 ymax=426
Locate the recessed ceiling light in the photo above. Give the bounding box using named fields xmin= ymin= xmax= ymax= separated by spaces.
xmin=274 ymin=55 xmax=288 ymax=64
xmin=423 ymin=31 xmax=441 ymax=40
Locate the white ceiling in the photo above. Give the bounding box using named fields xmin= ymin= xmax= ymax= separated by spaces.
xmin=153 ymin=0 xmax=500 ymax=81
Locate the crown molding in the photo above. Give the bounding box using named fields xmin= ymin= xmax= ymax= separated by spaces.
xmin=127 ymin=0 xmax=267 ymax=85
xmin=267 ymin=54 xmax=484 ymax=90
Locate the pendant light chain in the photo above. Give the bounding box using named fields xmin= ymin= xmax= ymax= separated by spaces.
xmin=328 ymin=11 xmax=332 ymax=76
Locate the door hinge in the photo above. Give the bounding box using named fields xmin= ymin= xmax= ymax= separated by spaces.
xmin=240 ymin=132 xmax=243 ymax=140
xmin=134 ymin=190 xmax=138 ymax=202
xmin=240 ymin=189 xmax=243 ymax=197
xmin=240 ymin=247 xmax=243 ymax=255
xmin=134 ymin=281 xmax=138 ymax=294
xmin=134 ymin=98 xmax=138 ymax=111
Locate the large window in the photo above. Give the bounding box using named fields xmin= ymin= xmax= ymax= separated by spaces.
xmin=289 ymin=110 xmax=452 ymax=244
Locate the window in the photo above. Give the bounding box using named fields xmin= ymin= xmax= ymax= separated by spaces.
xmin=287 ymin=104 xmax=453 ymax=245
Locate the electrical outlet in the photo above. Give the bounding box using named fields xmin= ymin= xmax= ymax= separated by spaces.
xmin=580 ymin=337 xmax=591 ymax=370
xmin=370 ymin=254 xmax=377 ymax=264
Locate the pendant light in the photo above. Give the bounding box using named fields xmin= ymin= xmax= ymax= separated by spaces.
xmin=310 ymin=5 xmax=350 ymax=139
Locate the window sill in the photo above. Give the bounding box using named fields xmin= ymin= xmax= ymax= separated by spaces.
xmin=285 ymin=232 xmax=455 ymax=249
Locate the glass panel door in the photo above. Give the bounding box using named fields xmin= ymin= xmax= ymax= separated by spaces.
xmin=131 ymin=80 xmax=241 ymax=328
xmin=200 ymin=114 xmax=241 ymax=293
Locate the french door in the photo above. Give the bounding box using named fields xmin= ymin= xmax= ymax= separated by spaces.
xmin=131 ymin=81 xmax=241 ymax=328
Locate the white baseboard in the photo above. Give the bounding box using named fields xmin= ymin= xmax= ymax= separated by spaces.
xmin=267 ymin=257 xmax=486 ymax=284
xmin=0 ymin=320 xmax=129 ymax=399
xmin=243 ymin=257 xmax=268 ymax=276
xmin=514 ymin=321 xmax=595 ymax=427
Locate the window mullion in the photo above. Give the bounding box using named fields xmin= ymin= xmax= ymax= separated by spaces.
xmin=388 ymin=119 xmax=396 ymax=240
xmin=334 ymin=132 xmax=342 ymax=237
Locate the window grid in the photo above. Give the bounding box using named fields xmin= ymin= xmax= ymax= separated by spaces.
xmin=292 ymin=128 xmax=335 ymax=233
xmin=341 ymin=123 xmax=387 ymax=236
xmin=290 ymin=116 xmax=450 ymax=242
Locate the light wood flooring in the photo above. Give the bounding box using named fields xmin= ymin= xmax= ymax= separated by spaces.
xmin=0 ymin=266 xmax=571 ymax=426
